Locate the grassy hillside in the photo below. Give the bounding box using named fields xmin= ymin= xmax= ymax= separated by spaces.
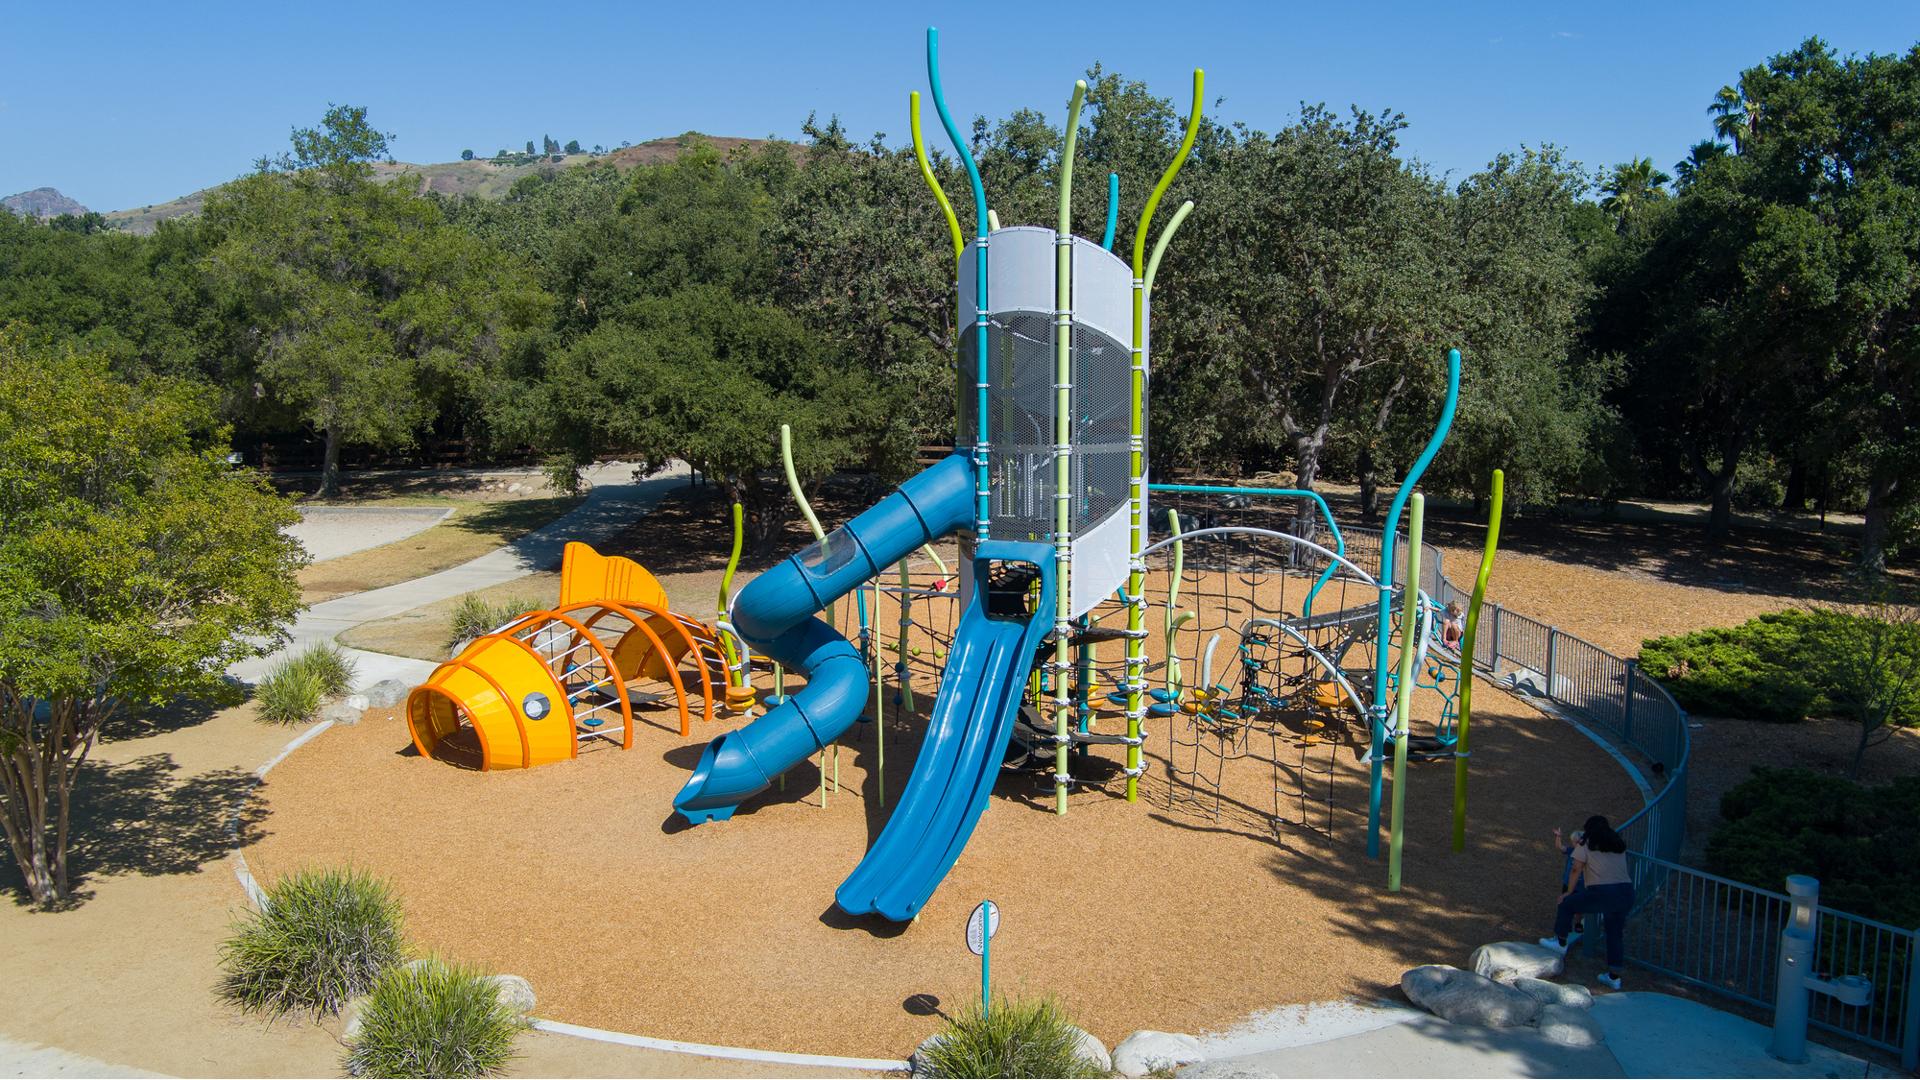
xmin=101 ymin=132 xmax=774 ymax=234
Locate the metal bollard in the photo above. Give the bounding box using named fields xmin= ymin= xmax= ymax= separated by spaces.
xmin=1772 ymin=875 xmax=1874 ymax=1063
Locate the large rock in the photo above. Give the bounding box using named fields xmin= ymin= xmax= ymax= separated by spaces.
xmin=340 ymin=994 xmax=369 ymax=1042
xmin=1512 ymin=977 xmax=1592 ymax=1010
xmin=1065 ymin=1026 xmax=1111 ymax=1074
xmin=1113 ymin=1030 xmax=1204 ymax=1077
xmin=1401 ymin=965 xmax=1542 ymax=1028
xmin=909 ymin=1034 xmax=944 ymax=1079
xmin=1469 ymin=941 xmax=1565 ymax=984
xmin=362 ymin=678 xmax=411 ymax=709
xmin=1535 ymin=1003 xmax=1606 ymax=1047
xmin=321 ymin=700 xmax=365 ymax=726
xmin=488 ymin=973 xmax=537 ymax=1015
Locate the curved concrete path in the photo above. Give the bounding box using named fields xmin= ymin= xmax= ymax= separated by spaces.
xmin=230 ymin=461 xmax=690 ymax=689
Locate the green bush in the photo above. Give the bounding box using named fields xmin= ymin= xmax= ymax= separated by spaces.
xmin=256 ymin=662 xmax=326 ymax=725
xmin=219 ymin=867 xmax=406 ymax=1019
xmin=920 ymin=996 xmax=1104 ymax=1080
xmin=1709 ymin=766 xmax=1920 ymax=928
xmin=446 ymin=594 xmax=536 ymax=652
xmin=289 ymin=641 xmax=357 ymax=697
xmin=343 ymin=958 xmax=524 ymax=1079
xmin=1640 ymin=609 xmax=1920 ymax=725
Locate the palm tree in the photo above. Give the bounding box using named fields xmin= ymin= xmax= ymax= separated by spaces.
xmin=1673 ymin=140 xmax=1729 ymax=187
xmin=1600 ymin=157 xmax=1672 ymax=228
xmin=1709 ymin=84 xmax=1759 ymax=150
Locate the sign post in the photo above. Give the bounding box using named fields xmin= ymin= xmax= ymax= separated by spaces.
xmin=966 ymin=900 xmax=1000 ymax=1015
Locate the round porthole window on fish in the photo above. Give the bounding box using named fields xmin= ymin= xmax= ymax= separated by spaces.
xmin=522 ymin=691 xmax=551 ymax=720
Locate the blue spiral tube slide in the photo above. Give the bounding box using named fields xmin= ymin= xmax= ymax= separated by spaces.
xmin=673 ymin=453 xmax=974 ymax=823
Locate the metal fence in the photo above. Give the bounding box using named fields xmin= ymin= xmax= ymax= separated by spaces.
xmin=1361 ymin=525 xmax=1920 ymax=1067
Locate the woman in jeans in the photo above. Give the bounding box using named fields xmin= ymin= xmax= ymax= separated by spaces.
xmin=1540 ymin=815 xmax=1634 ymax=989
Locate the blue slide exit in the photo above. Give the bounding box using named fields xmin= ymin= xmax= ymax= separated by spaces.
xmin=674 ymin=453 xmax=974 ymax=823
xmin=836 ymin=540 xmax=1053 ymax=922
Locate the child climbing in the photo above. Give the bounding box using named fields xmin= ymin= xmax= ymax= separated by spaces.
xmin=1441 ymin=600 xmax=1465 ymax=651
xmin=1540 ymin=815 xmax=1634 ymax=990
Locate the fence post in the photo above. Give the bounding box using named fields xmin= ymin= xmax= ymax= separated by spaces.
xmin=1904 ymin=925 xmax=1920 ymax=1074
xmin=1546 ymin=626 xmax=1559 ymax=699
xmin=1489 ymin=605 xmax=1503 ymax=675
xmin=1623 ymin=659 xmax=1638 ymax=743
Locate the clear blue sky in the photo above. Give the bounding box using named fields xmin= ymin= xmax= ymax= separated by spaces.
xmin=2 ymin=1 xmax=1915 ymax=212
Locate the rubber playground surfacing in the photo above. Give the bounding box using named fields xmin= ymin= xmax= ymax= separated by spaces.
xmin=244 ymin=665 xmax=1637 ymax=1059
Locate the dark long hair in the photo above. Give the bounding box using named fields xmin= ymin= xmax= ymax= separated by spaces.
xmin=1582 ymin=815 xmax=1627 ymax=854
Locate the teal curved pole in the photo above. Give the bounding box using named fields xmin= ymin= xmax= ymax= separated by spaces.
xmin=1366 ymin=347 xmax=1461 ymax=859
xmin=927 ymin=27 xmax=991 ymax=540
xmin=1101 ymin=172 xmax=1119 ymax=250
xmin=1147 ymin=482 xmax=1342 ymax=618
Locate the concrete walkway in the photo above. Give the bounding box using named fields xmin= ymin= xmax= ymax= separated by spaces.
xmin=230 ymin=461 xmax=690 ymax=689
xmin=0 ymin=1038 xmax=161 ymax=1079
xmin=287 ymin=505 xmax=452 ymax=563
xmin=1182 ymin=993 xmax=1889 ymax=1079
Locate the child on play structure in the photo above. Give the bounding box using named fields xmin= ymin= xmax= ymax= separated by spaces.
xmin=1540 ymin=815 xmax=1634 ymax=990
xmin=1440 ymin=600 xmax=1465 ymax=650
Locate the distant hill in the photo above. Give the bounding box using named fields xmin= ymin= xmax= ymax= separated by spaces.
xmin=2 ymin=187 xmax=90 ymax=219
xmin=99 ymin=133 xmax=775 ymax=234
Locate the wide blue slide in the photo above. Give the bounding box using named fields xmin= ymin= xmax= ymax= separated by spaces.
xmin=672 ymin=452 xmax=1053 ymax=923
xmin=835 ymin=539 xmax=1052 ymax=922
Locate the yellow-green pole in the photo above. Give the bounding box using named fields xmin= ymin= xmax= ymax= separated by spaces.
xmin=1388 ymin=493 xmax=1424 ymax=892
xmin=1452 ymin=470 xmax=1504 ymax=851
xmin=1051 ymin=79 xmax=1086 ymax=816
xmin=909 ymin=91 xmax=967 ymax=463
xmin=1124 ymin=69 xmax=1202 ymax=802
xmin=717 ymin=501 xmax=749 ymax=702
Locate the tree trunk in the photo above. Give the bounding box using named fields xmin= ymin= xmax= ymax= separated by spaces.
xmin=1858 ymin=471 xmax=1897 ymax=577
xmin=1851 ymin=716 xmax=1873 ymax=780
xmin=1688 ymin=430 xmax=1747 ymax=545
xmin=1781 ymin=457 xmax=1806 ymax=512
xmin=317 ymin=425 xmax=342 ymax=499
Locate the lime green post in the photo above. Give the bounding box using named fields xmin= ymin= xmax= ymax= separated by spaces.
xmin=717 ymin=501 xmax=749 ymax=702
xmin=1388 ymin=493 xmax=1424 ymax=892
xmin=1124 ymin=69 xmax=1202 ymax=803
xmin=1051 ymin=79 xmax=1087 ymax=816
xmin=1452 ymin=470 xmax=1504 ymax=851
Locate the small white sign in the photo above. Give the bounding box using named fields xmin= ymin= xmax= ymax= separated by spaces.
xmin=966 ymin=900 xmax=1000 ymax=957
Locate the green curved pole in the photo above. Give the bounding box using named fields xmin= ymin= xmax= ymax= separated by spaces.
xmin=1452 ymin=469 xmax=1504 ymax=852
xmin=1052 ymin=79 xmax=1087 ymax=816
xmin=988 ymin=209 xmax=1002 ymax=232
xmin=718 ymin=501 xmax=748 ymax=695
xmin=1123 ymin=69 xmax=1203 ymax=803
xmin=1142 ymin=199 xmax=1194 ymax=294
xmin=1388 ymin=493 xmax=1424 ymax=892
xmin=910 ymin=91 xmax=965 ymax=264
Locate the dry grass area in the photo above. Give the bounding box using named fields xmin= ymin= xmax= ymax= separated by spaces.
xmin=298 ymin=493 xmax=583 ymax=603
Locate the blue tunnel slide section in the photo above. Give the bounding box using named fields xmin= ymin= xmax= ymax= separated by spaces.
xmin=672 ymin=452 xmax=1054 ymax=922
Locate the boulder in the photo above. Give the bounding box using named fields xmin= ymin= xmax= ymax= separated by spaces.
xmin=1401 ymin=965 xmax=1541 ymax=1028
xmin=909 ymin=1034 xmax=944 ymax=1079
xmin=1064 ymin=1026 xmax=1111 ymax=1074
xmin=363 ymin=678 xmax=411 ymax=709
xmin=1535 ymin=1003 xmax=1606 ymax=1047
xmin=340 ymin=994 xmax=369 ymax=1042
xmin=321 ymin=700 xmax=365 ymax=726
xmin=1470 ymin=940 xmax=1565 ymax=984
xmin=488 ymin=973 xmax=537 ymax=1015
xmin=1512 ymin=977 xmax=1592 ymax=1010
xmin=1113 ymin=1030 xmax=1204 ymax=1077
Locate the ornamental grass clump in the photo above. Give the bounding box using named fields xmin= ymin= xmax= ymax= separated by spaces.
xmin=446 ymin=594 xmax=536 ymax=652
xmin=343 ymin=957 xmax=524 ymax=1078
xmin=920 ymin=995 xmax=1105 ymax=1079
xmin=219 ymin=867 xmax=405 ymax=1019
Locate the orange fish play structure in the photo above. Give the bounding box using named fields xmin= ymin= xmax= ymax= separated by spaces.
xmin=406 ymin=542 xmax=730 ymax=770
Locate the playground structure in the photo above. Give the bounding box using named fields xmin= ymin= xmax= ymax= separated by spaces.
xmin=400 ymin=27 xmax=1506 ymax=919
xmin=405 ymin=542 xmax=730 ymax=769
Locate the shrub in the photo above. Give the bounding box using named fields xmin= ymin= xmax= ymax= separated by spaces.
xmin=256 ymin=662 xmax=326 ymax=725
xmin=219 ymin=867 xmax=406 ymax=1019
xmin=919 ymin=995 xmax=1104 ymax=1080
xmin=1708 ymin=766 xmax=1920 ymax=930
xmin=343 ymin=958 xmax=524 ymax=1078
xmin=1640 ymin=609 xmax=1920 ymax=726
xmin=289 ymin=641 xmax=357 ymax=698
xmin=446 ymin=594 xmax=536 ymax=652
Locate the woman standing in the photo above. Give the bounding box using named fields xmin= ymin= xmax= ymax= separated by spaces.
xmin=1540 ymin=815 xmax=1634 ymax=989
